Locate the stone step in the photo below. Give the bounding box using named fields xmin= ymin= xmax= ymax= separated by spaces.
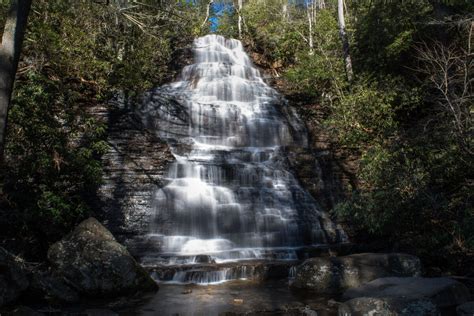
xmin=146 ymin=259 xmax=298 ymax=285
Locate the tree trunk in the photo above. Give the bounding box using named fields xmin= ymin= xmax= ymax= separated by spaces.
xmin=282 ymin=3 xmax=288 ymax=21
xmin=307 ymin=3 xmax=314 ymax=55
xmin=0 ymin=0 xmax=32 ymax=163
xmin=201 ymin=0 xmax=214 ymax=29
xmin=337 ymin=0 xmax=353 ymax=82
xmin=237 ymin=0 xmax=243 ymax=38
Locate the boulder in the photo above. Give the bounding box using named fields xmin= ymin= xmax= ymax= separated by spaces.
xmin=28 ymin=271 xmax=79 ymax=303
xmin=47 ymin=217 xmax=158 ymax=297
xmin=291 ymin=253 xmax=421 ymax=294
xmin=339 ymin=277 xmax=470 ymax=315
xmin=338 ymin=296 xmax=439 ymax=316
xmin=0 ymin=247 xmax=29 ymax=307
xmin=457 ymin=301 xmax=474 ymax=316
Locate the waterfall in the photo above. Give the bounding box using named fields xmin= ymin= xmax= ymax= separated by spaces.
xmin=136 ymin=35 xmax=346 ymax=268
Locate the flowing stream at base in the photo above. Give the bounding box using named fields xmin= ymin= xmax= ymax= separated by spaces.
xmin=135 ymin=35 xmax=347 ymax=285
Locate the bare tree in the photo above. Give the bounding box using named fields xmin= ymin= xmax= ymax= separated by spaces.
xmin=337 ymin=0 xmax=353 ymax=82
xmin=0 ymin=0 xmax=32 ymax=163
xmin=415 ymin=38 xmax=473 ymax=155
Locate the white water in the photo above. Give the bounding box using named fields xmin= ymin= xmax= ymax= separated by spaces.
xmin=137 ymin=35 xmax=346 ymax=274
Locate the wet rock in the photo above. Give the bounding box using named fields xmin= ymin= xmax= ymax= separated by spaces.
xmin=339 ymin=277 xmax=470 ymax=315
xmin=0 ymin=247 xmax=29 ymax=307
xmin=457 ymin=301 xmax=474 ymax=315
xmin=299 ymin=306 xmax=318 ymax=316
xmin=149 ymin=260 xmax=296 ymax=284
xmin=47 ymin=217 xmax=158 ymax=297
xmin=194 ymin=255 xmax=215 ymax=264
xmin=291 ymin=253 xmax=421 ymax=294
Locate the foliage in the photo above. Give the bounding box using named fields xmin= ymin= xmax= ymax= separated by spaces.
xmin=0 ymin=0 xmax=203 ymax=255
xmin=223 ymin=0 xmax=473 ymax=274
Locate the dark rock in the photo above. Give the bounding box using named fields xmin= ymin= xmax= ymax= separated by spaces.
xmin=343 ymin=277 xmax=470 ymax=307
xmin=457 ymin=301 xmax=474 ymax=316
xmin=8 ymin=306 xmax=44 ymax=316
xmin=0 ymin=247 xmax=29 ymax=307
xmin=47 ymin=217 xmax=158 ymax=297
xmin=291 ymin=253 xmax=421 ymax=294
xmin=84 ymin=309 xmax=119 ymax=316
xmin=340 ymin=277 xmax=470 ymax=315
xmin=194 ymin=255 xmax=215 ymax=264
xmin=452 ymin=277 xmax=474 ymax=299
xmin=28 ymin=271 xmax=79 ymax=303
xmin=338 ymin=296 xmax=439 ymax=316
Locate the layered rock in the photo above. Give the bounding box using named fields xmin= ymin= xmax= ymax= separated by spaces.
xmin=47 ymin=218 xmax=158 ymax=297
xmin=291 ymin=253 xmax=421 ymax=294
xmin=339 ymin=277 xmax=470 ymax=315
xmin=149 ymin=260 xmax=297 ymax=284
xmin=0 ymin=247 xmax=29 ymax=307
xmin=91 ymin=102 xmax=174 ymax=240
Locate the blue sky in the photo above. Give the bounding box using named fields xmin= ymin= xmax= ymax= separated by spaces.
xmin=209 ymin=2 xmax=233 ymax=31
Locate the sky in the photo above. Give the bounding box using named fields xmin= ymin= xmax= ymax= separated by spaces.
xmin=209 ymin=2 xmax=233 ymax=32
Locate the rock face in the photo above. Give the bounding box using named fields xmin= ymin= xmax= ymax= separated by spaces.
xmin=0 ymin=247 xmax=29 ymax=307
xmin=340 ymin=277 xmax=470 ymax=315
xmin=47 ymin=217 xmax=158 ymax=297
xmin=291 ymin=253 xmax=421 ymax=294
xmin=90 ymin=102 xmax=174 ymax=242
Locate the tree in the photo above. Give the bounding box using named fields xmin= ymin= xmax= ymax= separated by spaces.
xmin=0 ymin=0 xmax=32 ymax=163
xmin=237 ymin=0 xmax=243 ymax=38
xmin=337 ymin=0 xmax=353 ymax=81
xmin=201 ymin=0 xmax=214 ymax=28
xmin=307 ymin=0 xmax=314 ymax=55
xmin=415 ymin=38 xmax=473 ymax=155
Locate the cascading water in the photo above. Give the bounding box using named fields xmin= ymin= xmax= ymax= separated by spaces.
xmin=136 ymin=35 xmax=346 ymax=283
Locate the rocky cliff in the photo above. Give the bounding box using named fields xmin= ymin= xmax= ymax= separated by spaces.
xmin=90 ymin=98 xmax=174 ymax=241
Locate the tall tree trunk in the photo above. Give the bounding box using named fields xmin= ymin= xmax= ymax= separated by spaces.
xmin=307 ymin=3 xmax=314 ymax=55
xmin=237 ymin=0 xmax=243 ymax=38
xmin=337 ymin=0 xmax=353 ymax=82
xmin=282 ymin=3 xmax=288 ymax=21
xmin=0 ymin=0 xmax=32 ymax=163
xmin=201 ymin=0 xmax=214 ymax=29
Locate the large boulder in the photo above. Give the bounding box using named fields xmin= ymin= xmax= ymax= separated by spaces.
xmin=27 ymin=271 xmax=80 ymax=303
xmin=339 ymin=277 xmax=470 ymax=315
xmin=0 ymin=247 xmax=29 ymax=307
xmin=47 ymin=217 xmax=158 ymax=297
xmin=291 ymin=253 xmax=421 ymax=294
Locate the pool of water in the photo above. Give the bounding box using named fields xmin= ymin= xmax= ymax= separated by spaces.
xmin=117 ymin=280 xmax=337 ymax=316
